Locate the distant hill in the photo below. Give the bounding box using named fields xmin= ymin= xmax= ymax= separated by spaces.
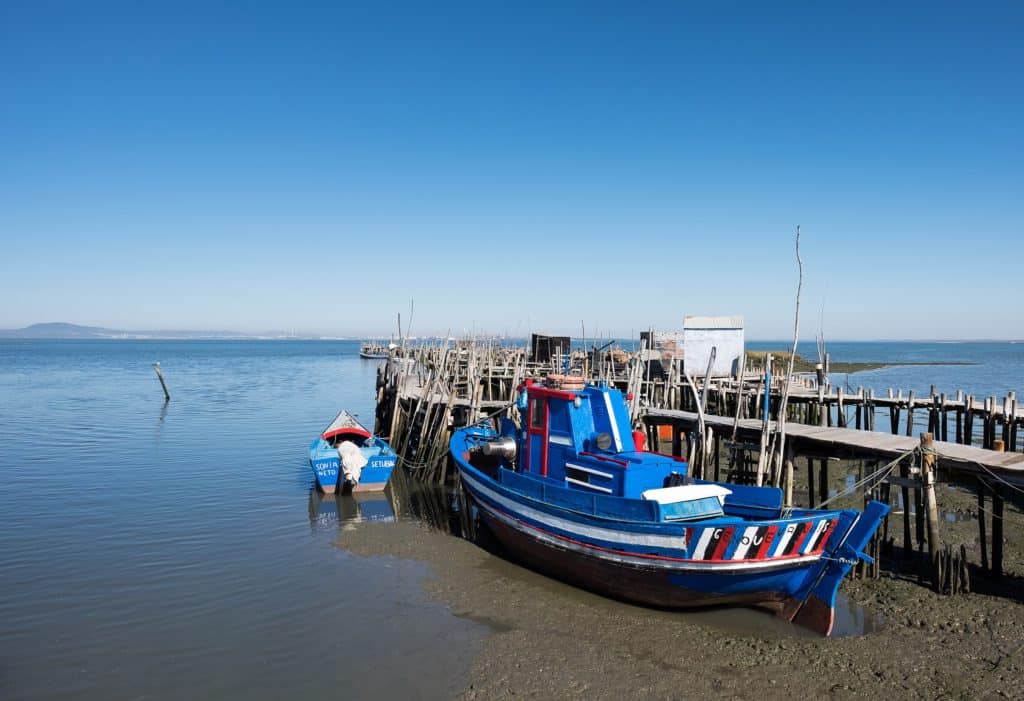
xmin=0 ymin=323 xmax=341 ymax=340
xmin=0 ymin=323 xmax=123 ymax=338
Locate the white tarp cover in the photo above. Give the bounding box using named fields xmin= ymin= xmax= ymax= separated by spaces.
xmin=641 ymin=484 xmax=732 ymax=505
xmin=337 ymin=441 xmax=368 ymax=484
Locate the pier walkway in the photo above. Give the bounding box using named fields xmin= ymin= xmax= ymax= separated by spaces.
xmin=647 ymin=407 xmax=1024 ymax=486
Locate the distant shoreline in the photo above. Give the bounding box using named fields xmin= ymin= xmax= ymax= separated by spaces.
xmin=0 ymin=323 xmax=1020 ymax=345
xmin=745 ymin=350 xmax=976 ymax=375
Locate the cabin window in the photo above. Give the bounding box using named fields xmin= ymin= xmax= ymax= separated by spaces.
xmin=530 ymin=398 xmax=545 ymax=429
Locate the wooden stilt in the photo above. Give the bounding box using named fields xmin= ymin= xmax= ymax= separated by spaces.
xmin=977 ymin=478 xmax=989 ymax=572
xmin=992 ymin=486 xmax=1004 ymax=579
xmin=807 ymin=456 xmax=816 ymax=508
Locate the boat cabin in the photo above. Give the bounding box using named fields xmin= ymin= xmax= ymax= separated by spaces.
xmin=518 ymin=378 xmax=690 ymax=500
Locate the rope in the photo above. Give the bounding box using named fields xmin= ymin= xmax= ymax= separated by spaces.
xmin=974 ymin=500 xmax=1024 ymax=526
xmin=972 ymin=480 xmax=1024 ymax=526
xmin=813 ymin=447 xmax=918 ymax=510
xmin=966 ymin=459 xmax=1024 ymax=497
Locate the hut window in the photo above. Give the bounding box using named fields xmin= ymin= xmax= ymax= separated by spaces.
xmin=530 ymin=398 xmax=545 ymax=429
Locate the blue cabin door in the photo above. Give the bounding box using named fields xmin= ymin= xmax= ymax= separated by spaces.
xmin=525 ymin=395 xmax=549 ymax=476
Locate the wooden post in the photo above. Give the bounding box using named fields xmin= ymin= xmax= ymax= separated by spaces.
xmin=783 ymin=442 xmax=794 ymax=508
xmin=977 ymin=478 xmax=989 ymax=572
xmin=905 ymin=390 xmax=915 ymax=437
xmin=153 ymin=362 xmax=170 ymax=401
xmin=965 ymin=395 xmax=974 ymax=445
xmin=900 ymin=458 xmax=912 ymax=560
xmin=986 ymin=396 xmax=996 ymax=449
xmin=955 ymin=390 xmax=964 ymax=444
xmin=819 ymin=458 xmax=828 ymax=505
xmin=807 ymin=456 xmax=816 ymax=508
xmin=855 ymin=387 xmax=863 ymax=430
xmin=1007 ymin=395 xmax=1018 ymax=452
xmin=713 ymin=431 xmax=721 ymax=482
xmin=817 ymin=375 xmax=826 ymax=427
xmin=992 ymin=486 xmax=1004 ymax=578
xmin=920 ymin=433 xmax=941 ymax=587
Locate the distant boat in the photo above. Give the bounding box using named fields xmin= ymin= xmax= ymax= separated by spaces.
xmin=309 ymin=410 xmax=397 ymax=493
xmin=450 ymin=377 xmax=889 ymax=635
xmin=359 ymin=341 xmax=395 ymax=359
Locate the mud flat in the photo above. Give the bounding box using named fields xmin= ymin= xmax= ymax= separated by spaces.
xmin=338 ymin=485 xmax=1024 ymax=701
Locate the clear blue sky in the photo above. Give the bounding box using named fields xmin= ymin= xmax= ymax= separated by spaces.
xmin=2 ymin=1 xmax=1021 ymax=339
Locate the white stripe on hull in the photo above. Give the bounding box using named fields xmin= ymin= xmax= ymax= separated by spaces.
xmin=477 ymin=496 xmax=820 ymax=573
xmin=462 ymin=471 xmax=684 ymax=548
xmin=463 ymin=470 xmax=821 ymax=573
xmin=772 ymin=523 xmax=798 ymax=556
xmin=692 ymin=527 xmax=715 ymax=557
xmin=803 ymin=519 xmax=828 ymax=554
xmin=731 ymin=526 xmax=760 ymax=560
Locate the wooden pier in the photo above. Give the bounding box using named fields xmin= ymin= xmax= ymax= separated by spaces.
xmin=372 ymin=339 xmax=1023 ymax=591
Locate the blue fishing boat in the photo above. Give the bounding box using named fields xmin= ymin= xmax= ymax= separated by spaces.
xmin=309 ymin=410 xmax=397 ymax=493
xmin=450 ymin=377 xmax=889 ymax=635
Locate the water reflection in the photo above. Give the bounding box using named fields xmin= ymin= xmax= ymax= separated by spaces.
xmin=154 ymin=400 xmax=169 ymax=443
xmin=306 ymin=469 xmax=477 ymax=540
xmin=307 ymin=489 xmax=397 ymax=530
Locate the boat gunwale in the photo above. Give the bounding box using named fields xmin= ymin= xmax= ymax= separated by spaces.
xmin=461 ymin=468 xmax=832 ymax=572
xmin=451 ymin=430 xmax=850 ymax=531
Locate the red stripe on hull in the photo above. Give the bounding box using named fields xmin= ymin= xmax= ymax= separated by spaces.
xmin=709 ymin=526 xmax=735 ymax=561
xmin=811 ymin=518 xmax=838 ymax=554
xmin=785 ymin=522 xmax=813 ymax=556
xmin=753 ymin=525 xmax=779 ymax=559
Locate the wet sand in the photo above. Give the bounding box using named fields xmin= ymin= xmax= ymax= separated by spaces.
xmin=339 ymin=482 xmax=1024 ymax=701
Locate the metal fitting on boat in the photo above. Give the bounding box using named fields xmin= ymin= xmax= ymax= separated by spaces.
xmin=478 ymin=437 xmax=517 ymax=460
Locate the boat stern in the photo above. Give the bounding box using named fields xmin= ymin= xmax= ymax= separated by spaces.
xmin=309 ymin=438 xmax=341 ymax=493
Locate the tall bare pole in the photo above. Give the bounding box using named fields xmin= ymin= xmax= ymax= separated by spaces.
xmin=769 ymin=225 xmax=804 ymax=488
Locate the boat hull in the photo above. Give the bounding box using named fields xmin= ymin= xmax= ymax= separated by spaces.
xmin=309 ymin=438 xmax=397 ymax=494
xmin=479 ymin=508 xmax=801 ymax=609
xmin=455 ymin=454 xmax=887 ymax=636
xmin=348 ymin=456 xmax=398 ymax=492
xmin=309 ymin=452 xmax=341 ymax=493
xmin=464 ymin=469 xmax=809 ymax=610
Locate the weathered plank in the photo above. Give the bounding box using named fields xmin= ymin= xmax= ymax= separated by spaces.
xmin=646 ymin=407 xmax=1024 ymax=485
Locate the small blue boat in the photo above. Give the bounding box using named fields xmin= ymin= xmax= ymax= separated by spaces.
xmin=309 ymin=410 xmax=397 ymax=493
xmin=450 ymin=377 xmax=889 ymax=635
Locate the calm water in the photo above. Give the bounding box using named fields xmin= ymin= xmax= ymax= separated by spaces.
xmin=0 ymin=340 xmax=484 ymax=701
xmin=1 ymin=339 xmax=1020 ymax=699
xmin=749 ymin=340 xmax=1024 ymax=399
